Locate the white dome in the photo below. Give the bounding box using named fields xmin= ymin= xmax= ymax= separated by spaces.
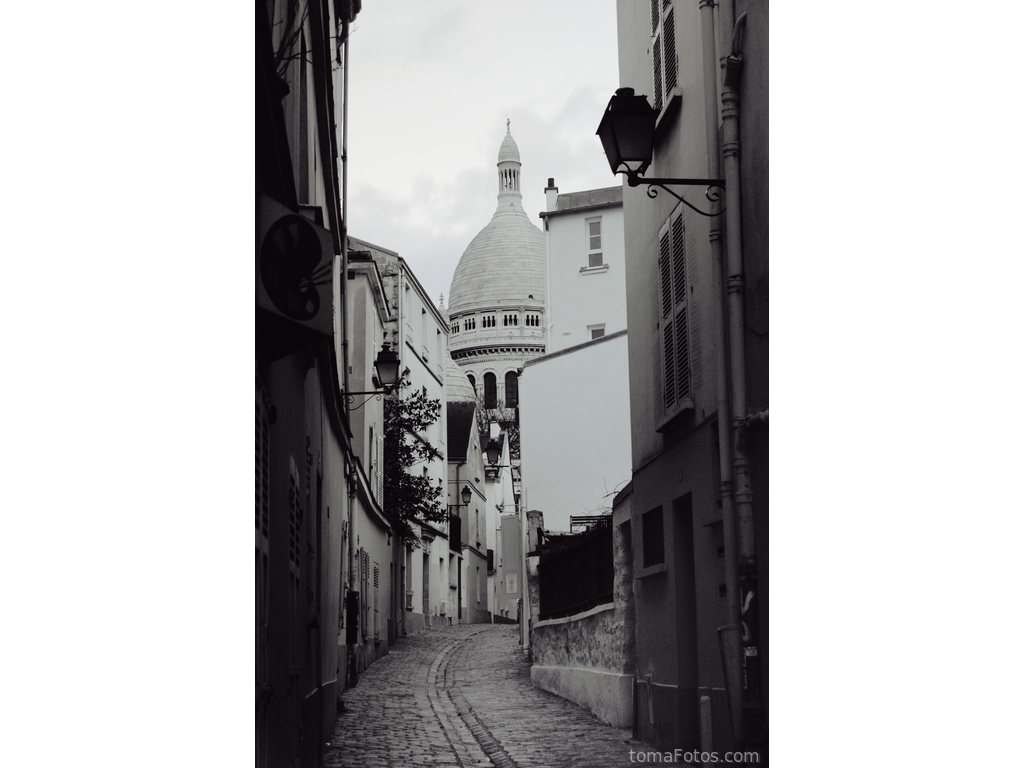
xmin=446 ymin=348 xmax=476 ymax=402
xmin=448 ymin=124 xmax=544 ymax=316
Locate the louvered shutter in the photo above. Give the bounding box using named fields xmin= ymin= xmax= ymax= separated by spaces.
xmin=663 ymin=319 xmax=676 ymax=409
xmin=663 ymin=8 xmax=677 ymax=94
xmin=652 ymin=36 xmax=663 ymax=112
xmin=671 ymin=215 xmax=690 ymax=402
xmin=659 ymin=231 xmax=672 ymax=316
xmin=373 ymin=564 xmax=380 ymax=640
xmin=657 ymin=211 xmax=692 ymax=416
xmin=375 ymin=434 xmax=384 ymax=506
xmin=651 ymin=0 xmax=678 ymax=113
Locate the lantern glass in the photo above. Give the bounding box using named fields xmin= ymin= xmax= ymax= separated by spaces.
xmin=374 ymin=342 xmax=401 ymax=387
xmin=461 ymin=485 xmax=472 ymax=505
xmin=486 ymin=439 xmax=501 ymax=466
xmin=596 ymin=88 xmax=657 ymax=177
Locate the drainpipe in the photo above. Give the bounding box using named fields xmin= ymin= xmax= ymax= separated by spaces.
xmin=719 ymin=5 xmax=764 ymax=746
xmin=699 ymin=0 xmax=743 ymax=745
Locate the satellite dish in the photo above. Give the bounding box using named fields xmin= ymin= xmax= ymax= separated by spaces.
xmin=260 ymin=214 xmax=322 ymax=321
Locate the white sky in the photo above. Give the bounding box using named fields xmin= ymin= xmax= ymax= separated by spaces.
xmin=346 ymin=0 xmax=621 ymax=308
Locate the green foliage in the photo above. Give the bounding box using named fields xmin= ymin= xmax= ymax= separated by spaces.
xmin=383 ymin=371 xmax=445 ymax=545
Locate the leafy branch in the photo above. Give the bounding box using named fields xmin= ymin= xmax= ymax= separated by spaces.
xmin=383 ymin=371 xmax=446 ymax=546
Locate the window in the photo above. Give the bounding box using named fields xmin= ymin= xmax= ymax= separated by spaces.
xmin=642 ymin=507 xmax=665 ymax=567
xmin=467 ymin=373 xmax=476 ymax=392
xmin=588 ymin=324 xmax=606 ymax=340
xmin=658 ymin=210 xmax=691 ymax=414
xmin=483 ymin=372 xmax=497 ymax=408
xmin=482 ymin=315 xmax=496 ymax=328
xmin=587 ymin=217 xmax=603 ymax=268
xmin=504 ymin=371 xmax=519 ymax=408
xmin=651 ymin=0 xmax=678 ymax=113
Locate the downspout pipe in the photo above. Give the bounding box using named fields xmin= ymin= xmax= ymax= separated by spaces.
xmin=699 ymin=0 xmax=743 ymax=745
xmin=719 ymin=6 xmax=765 ymax=746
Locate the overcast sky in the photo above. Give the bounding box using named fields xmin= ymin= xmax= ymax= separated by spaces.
xmin=346 ymin=0 xmax=621 ymax=308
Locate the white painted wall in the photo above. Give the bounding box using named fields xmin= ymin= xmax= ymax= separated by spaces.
xmin=518 ymin=332 xmax=632 ymax=532
xmin=544 ymin=200 xmax=626 ymax=355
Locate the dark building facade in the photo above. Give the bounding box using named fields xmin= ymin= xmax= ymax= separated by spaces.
xmin=612 ymin=0 xmax=768 ymax=758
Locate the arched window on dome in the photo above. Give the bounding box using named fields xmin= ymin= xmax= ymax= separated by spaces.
xmin=483 ymin=373 xmax=497 ymax=409
xmin=504 ymin=372 xmax=519 ymax=408
xmin=467 ymin=374 xmax=476 ymax=392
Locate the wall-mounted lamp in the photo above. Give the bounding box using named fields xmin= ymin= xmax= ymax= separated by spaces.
xmin=346 ymin=337 xmax=401 ymax=409
xmin=461 ymin=485 xmax=472 ymax=506
xmin=485 ymin=438 xmax=514 ymax=469
xmin=596 ymin=87 xmax=724 ymax=217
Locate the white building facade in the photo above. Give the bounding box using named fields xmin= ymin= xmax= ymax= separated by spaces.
xmin=351 ymin=236 xmax=453 ymax=636
xmin=518 ymin=183 xmax=631 ymax=533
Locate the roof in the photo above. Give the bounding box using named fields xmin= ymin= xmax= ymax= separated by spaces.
xmin=446 ymin=401 xmax=477 ymax=460
xmin=539 ymin=185 xmax=623 ymax=219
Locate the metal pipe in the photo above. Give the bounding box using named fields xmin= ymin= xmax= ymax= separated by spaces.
xmin=719 ymin=4 xmax=764 ymax=746
xmin=700 ymin=0 xmax=743 ymax=743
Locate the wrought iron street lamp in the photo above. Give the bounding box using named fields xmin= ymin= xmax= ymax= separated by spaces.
xmin=460 ymin=485 xmax=472 ymax=506
xmin=346 ymin=339 xmax=401 ymax=409
xmin=596 ymin=87 xmax=725 ymax=217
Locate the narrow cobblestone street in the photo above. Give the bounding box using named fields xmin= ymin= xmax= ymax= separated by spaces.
xmin=325 ymin=624 xmax=644 ymax=768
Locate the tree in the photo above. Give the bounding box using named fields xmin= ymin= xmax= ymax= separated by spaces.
xmin=383 ymin=371 xmax=446 ymax=545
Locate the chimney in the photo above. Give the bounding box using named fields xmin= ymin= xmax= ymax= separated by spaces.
xmin=544 ymin=177 xmax=559 ymax=212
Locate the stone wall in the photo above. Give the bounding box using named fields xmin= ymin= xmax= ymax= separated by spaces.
xmin=529 ymin=522 xmax=635 ymax=727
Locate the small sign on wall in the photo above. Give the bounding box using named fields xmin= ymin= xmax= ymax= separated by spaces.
xmin=505 ymin=573 xmax=518 ymax=594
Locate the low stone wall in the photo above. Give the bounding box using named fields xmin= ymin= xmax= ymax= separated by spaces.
xmin=529 ymin=521 xmax=636 ymax=728
xmin=531 ymin=604 xmax=633 ymax=726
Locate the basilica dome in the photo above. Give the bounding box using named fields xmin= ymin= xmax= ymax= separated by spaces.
xmin=447 ymin=125 xmax=545 ymax=317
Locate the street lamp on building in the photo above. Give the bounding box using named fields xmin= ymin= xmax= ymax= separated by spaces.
xmin=596 ymin=87 xmax=724 ymax=217
xmin=485 ymin=438 xmax=502 ymax=468
xmin=346 ymin=338 xmax=401 ymax=409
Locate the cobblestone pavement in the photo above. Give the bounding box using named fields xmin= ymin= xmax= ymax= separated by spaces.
xmin=325 ymin=624 xmax=646 ymax=768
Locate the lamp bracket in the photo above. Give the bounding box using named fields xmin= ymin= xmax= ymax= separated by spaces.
xmin=346 ymin=390 xmax=387 ymax=411
xmin=626 ymin=173 xmax=726 ymax=218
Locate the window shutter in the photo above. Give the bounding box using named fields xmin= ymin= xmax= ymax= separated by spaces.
xmin=671 ymin=213 xmax=691 ymax=403
xmin=659 ymin=231 xmax=672 ymax=316
xmin=663 ymin=9 xmax=677 ymax=94
xmin=672 ymin=216 xmax=686 ymax=305
xmin=653 ymin=35 xmax=664 ymax=112
xmin=375 ymin=434 xmax=384 ymax=506
xmin=676 ymin=303 xmax=690 ymax=402
xmin=657 ymin=210 xmax=692 ymax=416
xmin=663 ymin=319 xmax=676 ymax=409
xmin=373 ymin=564 xmax=380 ymax=640
xmin=651 ymin=1 xmax=677 ymax=114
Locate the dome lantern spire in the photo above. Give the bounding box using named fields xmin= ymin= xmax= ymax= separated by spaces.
xmin=497 ymin=119 xmax=521 ymax=199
